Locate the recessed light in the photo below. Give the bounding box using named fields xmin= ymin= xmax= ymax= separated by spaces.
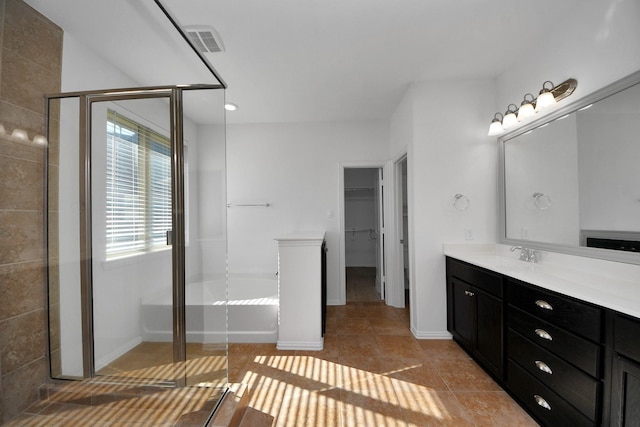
xmin=224 ymin=103 xmax=238 ymax=111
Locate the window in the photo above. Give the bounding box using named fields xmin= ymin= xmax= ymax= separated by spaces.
xmin=106 ymin=110 xmax=172 ymax=259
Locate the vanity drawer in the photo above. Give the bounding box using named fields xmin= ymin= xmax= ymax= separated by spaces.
xmin=508 ymin=306 xmax=601 ymax=377
xmin=507 ymin=360 xmax=595 ymax=427
xmin=446 ymin=258 xmax=502 ymax=298
xmin=508 ymin=329 xmax=600 ymax=421
xmin=507 ymin=279 xmax=602 ymax=341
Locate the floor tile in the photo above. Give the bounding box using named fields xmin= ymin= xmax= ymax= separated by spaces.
xmin=395 ymin=389 xmax=475 ymax=427
xmin=434 ymin=358 xmax=502 ymax=392
xmin=335 ymin=317 xmax=374 ymax=335
xmin=337 ymin=335 xmax=382 ymax=358
xmin=454 ymin=391 xmax=538 ymax=426
xmin=418 ymin=339 xmax=471 ymax=360
xmin=9 ymin=270 xmax=539 ymax=427
xmin=376 ymin=335 xmax=424 ymax=359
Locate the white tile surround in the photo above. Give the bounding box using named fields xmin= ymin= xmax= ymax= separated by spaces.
xmin=443 ymin=243 xmax=640 ymax=318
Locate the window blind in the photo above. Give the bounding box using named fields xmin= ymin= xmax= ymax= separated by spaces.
xmin=106 ymin=110 xmax=171 ymax=258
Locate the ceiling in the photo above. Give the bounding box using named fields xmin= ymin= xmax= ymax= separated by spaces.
xmin=25 ymin=0 xmax=583 ymax=125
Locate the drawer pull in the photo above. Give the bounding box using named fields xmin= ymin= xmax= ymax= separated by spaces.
xmin=535 ymin=299 xmax=553 ymax=310
xmin=534 ymin=394 xmax=552 ymax=411
xmin=464 ymin=290 xmax=475 ymax=297
xmin=534 ymin=328 xmax=553 ymax=341
xmin=534 ymin=360 xmax=553 ymax=375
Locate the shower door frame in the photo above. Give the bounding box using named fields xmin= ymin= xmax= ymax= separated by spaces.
xmin=45 ymin=84 xmax=224 ymax=381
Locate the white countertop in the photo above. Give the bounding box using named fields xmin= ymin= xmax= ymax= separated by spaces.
xmin=443 ymin=243 xmax=640 ymax=319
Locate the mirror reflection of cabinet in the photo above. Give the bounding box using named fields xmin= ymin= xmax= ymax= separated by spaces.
xmin=500 ymin=70 xmax=640 ymax=264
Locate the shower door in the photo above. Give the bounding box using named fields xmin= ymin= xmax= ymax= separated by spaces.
xmin=46 ymin=85 xmax=228 ymax=389
xmin=90 ymin=95 xmax=178 ymax=384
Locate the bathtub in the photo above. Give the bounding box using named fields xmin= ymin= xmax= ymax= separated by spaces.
xmin=141 ymin=276 xmax=278 ymax=343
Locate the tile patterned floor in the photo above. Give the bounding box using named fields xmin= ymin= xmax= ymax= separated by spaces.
xmin=233 ymin=302 xmax=538 ymax=427
xmin=3 ymin=270 xmax=538 ymax=426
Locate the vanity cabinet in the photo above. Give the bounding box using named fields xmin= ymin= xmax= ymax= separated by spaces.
xmin=444 ymin=255 xmax=640 ymax=427
xmin=611 ymin=314 xmax=640 ymax=426
xmin=446 ymin=258 xmax=504 ymax=380
xmin=505 ymin=279 xmax=603 ymax=427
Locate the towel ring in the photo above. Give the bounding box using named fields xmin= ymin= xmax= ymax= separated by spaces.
xmin=533 ymin=193 xmax=551 ymax=210
xmin=453 ymin=194 xmax=470 ymax=211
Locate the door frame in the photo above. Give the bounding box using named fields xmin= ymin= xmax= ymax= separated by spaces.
xmin=339 ymin=161 xmax=404 ymax=306
xmin=392 ymin=153 xmax=409 ymax=310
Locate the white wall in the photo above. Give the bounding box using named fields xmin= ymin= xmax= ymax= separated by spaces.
xmin=226 ymin=121 xmax=389 ymax=304
xmin=495 ymin=0 xmax=640 ymax=118
xmin=398 ymin=0 xmax=640 ymax=338
xmin=397 ymin=78 xmax=498 ymax=338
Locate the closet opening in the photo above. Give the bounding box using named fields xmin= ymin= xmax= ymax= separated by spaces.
xmin=343 ymin=167 xmax=385 ymax=302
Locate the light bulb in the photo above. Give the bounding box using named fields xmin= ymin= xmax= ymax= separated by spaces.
xmin=535 ymin=81 xmax=556 ymax=112
xmin=487 ymin=113 xmax=504 ymax=136
xmin=535 ymin=91 xmax=556 ymax=111
xmin=488 ymin=120 xmax=504 ymax=136
xmin=502 ymin=111 xmax=518 ymax=129
xmin=517 ymin=102 xmax=535 ymax=121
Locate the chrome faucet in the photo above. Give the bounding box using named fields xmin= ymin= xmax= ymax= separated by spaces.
xmin=510 ymin=246 xmax=540 ymax=263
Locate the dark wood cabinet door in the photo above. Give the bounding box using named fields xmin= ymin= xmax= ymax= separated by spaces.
xmin=476 ymin=288 xmax=503 ymax=379
xmin=612 ymin=355 xmax=640 ymax=427
xmin=451 ymin=278 xmax=474 ymax=348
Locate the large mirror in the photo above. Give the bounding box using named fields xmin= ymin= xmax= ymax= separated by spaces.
xmin=500 ymin=70 xmax=640 ymax=264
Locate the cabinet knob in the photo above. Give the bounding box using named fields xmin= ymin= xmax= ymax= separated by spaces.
xmin=464 ymin=290 xmax=475 ymax=297
xmin=534 ymin=394 xmax=552 ymax=411
xmin=534 ymin=328 xmax=553 ymax=341
xmin=535 ymin=299 xmax=553 ymax=310
xmin=534 ymin=360 xmax=553 ymax=375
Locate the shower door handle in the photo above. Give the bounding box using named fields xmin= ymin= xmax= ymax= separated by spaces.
xmin=166 ymin=230 xmax=173 ymax=245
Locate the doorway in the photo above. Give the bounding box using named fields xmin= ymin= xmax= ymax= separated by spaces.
xmin=343 ymin=167 xmax=385 ymax=302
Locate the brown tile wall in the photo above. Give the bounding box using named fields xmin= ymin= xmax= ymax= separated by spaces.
xmin=0 ymin=0 xmax=62 ymax=422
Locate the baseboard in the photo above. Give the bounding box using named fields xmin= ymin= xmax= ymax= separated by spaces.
xmin=327 ymin=299 xmax=341 ymax=306
xmin=276 ymin=339 xmax=323 ymax=351
xmin=410 ymin=327 xmax=452 ymax=340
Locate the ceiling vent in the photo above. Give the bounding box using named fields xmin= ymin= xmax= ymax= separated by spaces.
xmin=183 ymin=25 xmax=225 ymax=54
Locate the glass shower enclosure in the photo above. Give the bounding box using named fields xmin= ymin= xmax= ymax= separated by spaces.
xmin=46 ymin=85 xmax=228 ymax=394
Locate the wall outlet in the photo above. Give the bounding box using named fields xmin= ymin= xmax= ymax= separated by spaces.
xmin=465 ymin=228 xmax=473 ymax=240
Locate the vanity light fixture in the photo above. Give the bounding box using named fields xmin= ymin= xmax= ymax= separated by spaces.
xmin=487 ymin=78 xmax=577 ymax=136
